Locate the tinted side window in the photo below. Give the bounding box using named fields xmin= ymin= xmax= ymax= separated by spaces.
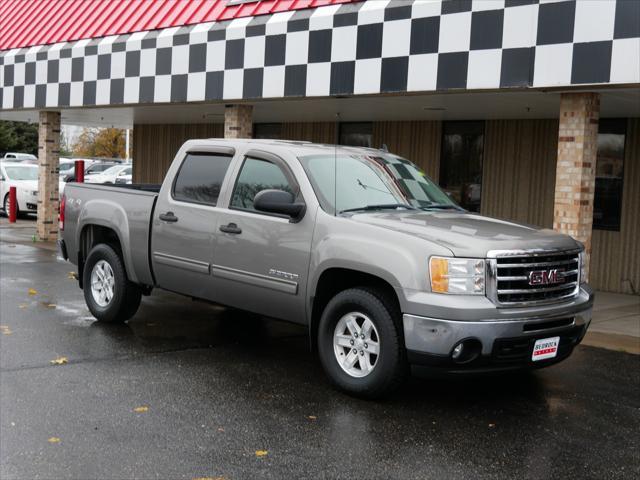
xmin=173 ymin=153 xmax=233 ymax=205
xmin=231 ymin=157 xmax=293 ymax=211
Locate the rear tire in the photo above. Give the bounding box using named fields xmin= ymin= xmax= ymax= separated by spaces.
xmin=317 ymin=287 xmax=407 ymax=399
xmin=83 ymin=244 xmax=141 ymax=323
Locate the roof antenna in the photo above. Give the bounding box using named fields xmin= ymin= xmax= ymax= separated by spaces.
xmin=334 ymin=112 xmax=340 ymax=216
xmin=380 ymin=143 xmax=389 ymax=153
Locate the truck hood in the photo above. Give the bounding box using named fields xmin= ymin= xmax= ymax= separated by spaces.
xmin=349 ymin=211 xmax=581 ymax=257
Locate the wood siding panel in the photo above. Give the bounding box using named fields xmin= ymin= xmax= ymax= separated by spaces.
xmin=591 ymin=118 xmax=640 ymax=294
xmin=281 ymin=122 xmax=336 ymax=144
xmin=132 ymin=123 xmax=223 ymax=183
xmin=481 ymin=119 xmax=558 ymax=228
xmin=372 ymin=121 xmax=442 ymax=179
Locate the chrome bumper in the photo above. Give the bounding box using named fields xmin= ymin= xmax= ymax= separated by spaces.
xmin=403 ymin=302 xmax=592 ymax=358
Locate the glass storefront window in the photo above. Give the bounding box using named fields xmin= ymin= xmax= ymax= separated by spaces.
xmin=439 ymin=121 xmax=484 ymax=212
xmin=594 ymin=119 xmax=626 ymax=231
xmin=339 ymin=122 xmax=373 ymax=147
xmin=254 ymin=123 xmax=282 ymax=139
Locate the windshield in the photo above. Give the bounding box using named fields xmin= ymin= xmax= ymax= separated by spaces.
xmin=298 ymin=153 xmax=459 ymax=215
xmin=3 ymin=166 xmax=38 ymax=181
xmin=59 ymin=163 xmax=75 ymax=172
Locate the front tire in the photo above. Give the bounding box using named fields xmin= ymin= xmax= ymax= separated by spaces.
xmin=83 ymin=244 xmax=141 ymax=323
xmin=3 ymin=193 xmax=19 ymax=218
xmin=318 ymin=288 xmax=407 ymax=399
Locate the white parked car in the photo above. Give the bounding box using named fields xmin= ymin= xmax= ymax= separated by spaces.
xmin=85 ymin=165 xmax=132 ymax=184
xmin=2 ymin=152 xmax=38 ymax=162
xmin=0 ymin=163 xmax=64 ymax=216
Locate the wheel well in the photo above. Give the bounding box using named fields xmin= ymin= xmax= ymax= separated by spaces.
xmin=78 ymin=225 xmax=123 ymax=288
xmin=309 ymin=268 xmax=401 ymax=352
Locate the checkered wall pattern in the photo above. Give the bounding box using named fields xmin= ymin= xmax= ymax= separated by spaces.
xmin=1 ymin=0 xmax=639 ymax=110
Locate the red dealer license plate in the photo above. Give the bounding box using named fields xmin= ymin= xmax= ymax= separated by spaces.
xmin=532 ymin=336 xmax=560 ymax=361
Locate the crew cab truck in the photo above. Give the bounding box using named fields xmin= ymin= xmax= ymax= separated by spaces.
xmin=59 ymin=139 xmax=593 ymax=398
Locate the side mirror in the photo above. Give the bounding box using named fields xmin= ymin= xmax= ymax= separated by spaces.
xmin=254 ymin=189 xmax=305 ymax=221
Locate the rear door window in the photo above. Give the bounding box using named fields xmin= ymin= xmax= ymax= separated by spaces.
xmin=172 ymin=153 xmax=233 ymax=206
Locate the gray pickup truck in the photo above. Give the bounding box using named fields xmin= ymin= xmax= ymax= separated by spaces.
xmin=59 ymin=139 xmax=593 ymax=398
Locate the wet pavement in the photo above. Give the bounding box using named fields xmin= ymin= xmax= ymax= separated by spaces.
xmin=1 ymin=229 xmax=639 ymax=479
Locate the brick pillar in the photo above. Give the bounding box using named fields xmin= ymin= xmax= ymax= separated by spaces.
xmin=224 ymin=104 xmax=253 ymax=139
xmin=553 ymin=92 xmax=600 ymax=280
xmin=37 ymin=111 xmax=61 ymax=241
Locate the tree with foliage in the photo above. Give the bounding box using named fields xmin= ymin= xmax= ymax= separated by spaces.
xmin=0 ymin=120 xmax=39 ymax=156
xmin=72 ymin=127 xmax=127 ymax=159
xmin=59 ymin=130 xmax=73 ymax=157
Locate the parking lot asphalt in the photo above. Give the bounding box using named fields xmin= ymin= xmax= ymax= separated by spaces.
xmin=1 ymin=232 xmax=639 ymax=480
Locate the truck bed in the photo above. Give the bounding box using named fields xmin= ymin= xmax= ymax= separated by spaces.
xmin=62 ymin=182 xmax=159 ymax=286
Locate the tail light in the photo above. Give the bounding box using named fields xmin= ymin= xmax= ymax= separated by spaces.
xmin=59 ymin=195 xmax=65 ymax=231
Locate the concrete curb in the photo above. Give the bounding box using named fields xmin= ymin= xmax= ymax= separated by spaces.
xmin=582 ymin=331 xmax=640 ymax=355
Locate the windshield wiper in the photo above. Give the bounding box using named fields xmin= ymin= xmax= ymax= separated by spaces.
xmin=340 ymin=203 xmax=417 ymax=214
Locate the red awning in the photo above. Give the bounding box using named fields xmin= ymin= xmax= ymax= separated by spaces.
xmin=0 ymin=0 xmax=356 ymax=51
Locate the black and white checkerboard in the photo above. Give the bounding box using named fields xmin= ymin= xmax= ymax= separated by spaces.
xmin=1 ymin=0 xmax=638 ymax=110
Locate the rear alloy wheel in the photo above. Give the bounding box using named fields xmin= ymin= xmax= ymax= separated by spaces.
xmin=318 ymin=288 xmax=407 ymax=399
xmin=90 ymin=260 xmax=115 ymax=307
xmin=83 ymin=244 xmax=141 ymax=323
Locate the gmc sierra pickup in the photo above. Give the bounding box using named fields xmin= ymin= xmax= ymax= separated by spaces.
xmin=59 ymin=139 xmax=593 ymax=398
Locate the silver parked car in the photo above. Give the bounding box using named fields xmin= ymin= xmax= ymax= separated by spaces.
xmin=59 ymin=139 xmax=593 ymax=398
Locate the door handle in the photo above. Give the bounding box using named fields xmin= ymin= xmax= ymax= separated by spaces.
xmin=219 ymin=222 xmax=242 ymax=234
xmin=159 ymin=212 xmax=178 ymax=223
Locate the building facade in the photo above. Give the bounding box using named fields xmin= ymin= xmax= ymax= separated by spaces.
xmin=1 ymin=0 xmax=639 ymax=293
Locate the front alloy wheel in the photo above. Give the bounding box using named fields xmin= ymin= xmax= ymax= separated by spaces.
xmin=333 ymin=312 xmax=380 ymax=378
xmin=318 ymin=287 xmax=407 ymax=399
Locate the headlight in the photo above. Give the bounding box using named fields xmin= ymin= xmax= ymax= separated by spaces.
xmin=579 ymin=250 xmax=587 ymax=284
xmin=429 ymin=256 xmax=485 ymax=295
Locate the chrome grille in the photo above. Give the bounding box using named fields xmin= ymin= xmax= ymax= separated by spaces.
xmin=488 ymin=250 xmax=581 ymax=306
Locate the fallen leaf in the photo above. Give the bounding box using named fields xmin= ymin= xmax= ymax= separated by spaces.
xmin=45 ymin=303 xmax=56 ymax=309
xmin=18 ymin=303 xmax=27 ymax=309
xmin=28 ymin=288 xmax=37 ymax=296
xmin=255 ymin=450 xmax=268 ymax=457
xmin=0 ymin=325 xmax=12 ymax=335
xmin=67 ymin=272 xmax=77 ymax=280
xmin=50 ymin=357 xmax=68 ymax=365
xmin=307 ymin=415 xmax=317 ymax=420
xmin=47 ymin=437 xmax=61 ymax=443
xmin=133 ymin=406 xmax=149 ymax=413
xmin=217 ymin=427 xmax=225 ymax=432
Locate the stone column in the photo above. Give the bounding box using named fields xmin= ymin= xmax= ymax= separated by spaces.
xmin=37 ymin=111 xmax=61 ymax=241
xmin=224 ymin=104 xmax=253 ymax=139
xmin=553 ymin=92 xmax=600 ymax=280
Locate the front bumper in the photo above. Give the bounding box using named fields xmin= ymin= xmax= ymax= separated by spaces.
xmin=403 ymin=287 xmax=593 ymax=372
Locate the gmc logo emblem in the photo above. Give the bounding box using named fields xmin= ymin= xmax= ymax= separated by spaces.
xmin=528 ymin=269 xmax=565 ymax=286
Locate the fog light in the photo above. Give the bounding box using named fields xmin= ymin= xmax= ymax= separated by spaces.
xmin=451 ymin=339 xmax=482 ymax=364
xmin=452 ymin=343 xmax=464 ymax=360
